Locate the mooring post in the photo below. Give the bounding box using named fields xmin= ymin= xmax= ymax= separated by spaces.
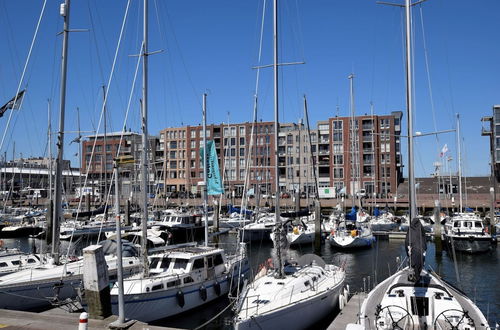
xmin=82 ymin=245 xmax=111 ymax=319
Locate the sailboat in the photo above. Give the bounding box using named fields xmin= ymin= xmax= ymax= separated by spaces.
xmin=233 ymin=1 xmax=346 ymax=328
xmin=348 ymin=1 xmax=489 ymax=328
xmin=106 ymin=3 xmax=249 ymax=322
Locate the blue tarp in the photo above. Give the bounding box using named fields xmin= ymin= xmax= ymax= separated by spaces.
xmin=374 ymin=207 xmax=380 ymax=217
xmin=228 ymin=204 xmax=253 ymax=216
xmin=465 ymin=207 xmax=474 ymax=212
xmin=345 ymin=206 xmax=357 ymax=221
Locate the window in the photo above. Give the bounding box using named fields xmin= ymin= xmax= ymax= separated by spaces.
xmin=333 ymin=132 xmax=342 ymax=142
xmin=167 ymin=279 xmax=181 ymax=288
xmin=214 ymin=254 xmax=224 ymax=266
xmin=239 ymin=126 xmax=245 ymax=135
xmin=334 ymin=168 xmax=344 ymax=179
xmin=183 ymin=277 xmax=194 ymax=284
xmin=152 ymin=284 xmax=164 ymax=291
xmin=173 ymin=259 xmax=188 ymax=270
xmin=11 ymin=260 xmax=20 ymax=265
xmin=191 ymin=141 xmax=196 ymax=148
xmin=333 ymin=155 xmax=343 ymax=165
xmin=333 ymin=121 xmax=342 ymax=130
xmin=239 ymin=137 xmax=245 ymax=146
xmin=193 ymin=258 xmax=204 ymax=270
xmin=240 ymin=148 xmax=245 ymax=157
xmin=0 ymin=262 xmax=7 ymax=267
xmin=318 ymin=124 xmax=329 ymax=130
xmin=27 ymin=258 xmax=37 ymax=264
xmin=287 ymin=134 xmax=293 ymax=144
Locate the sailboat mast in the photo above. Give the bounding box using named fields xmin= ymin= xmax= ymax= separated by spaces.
xmin=273 ymin=0 xmax=283 ymax=278
xmin=48 ymin=100 xmax=52 ymax=201
xmin=348 ymin=74 xmax=357 ymax=208
xmin=52 ymin=0 xmax=71 ymax=264
xmin=456 ymin=113 xmax=462 ymax=212
xmin=202 ymin=93 xmax=209 ymax=247
xmin=141 ymin=0 xmax=150 ymax=277
xmin=303 ymin=96 xmax=319 ymax=199
xmin=405 ymin=0 xmax=417 ymax=221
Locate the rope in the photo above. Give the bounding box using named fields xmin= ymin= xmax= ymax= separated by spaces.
xmin=65 ymin=0 xmax=133 ymax=262
xmin=0 ymin=0 xmax=47 ymax=154
xmin=193 ymin=299 xmax=235 ymax=330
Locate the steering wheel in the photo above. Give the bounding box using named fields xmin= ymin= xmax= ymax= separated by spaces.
xmin=433 ymin=309 xmax=472 ymax=330
xmin=376 ymin=305 xmax=414 ymax=330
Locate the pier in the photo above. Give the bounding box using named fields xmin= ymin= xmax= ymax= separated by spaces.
xmin=0 ymin=307 xmax=180 ymax=329
xmin=327 ymin=293 xmax=366 ymax=329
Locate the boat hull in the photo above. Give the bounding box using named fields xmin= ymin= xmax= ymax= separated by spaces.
xmin=235 ymin=280 xmax=343 ymax=330
xmin=327 ymin=235 xmax=374 ymax=249
xmin=443 ymin=235 xmax=492 ymax=253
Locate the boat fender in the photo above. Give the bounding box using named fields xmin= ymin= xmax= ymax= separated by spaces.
xmin=339 ymin=293 xmax=345 ymax=310
xmin=214 ymin=281 xmax=221 ymax=296
xmin=199 ymin=285 xmax=207 ymax=301
xmin=343 ymin=288 xmax=349 ymax=305
xmin=176 ymin=290 xmax=185 ymax=308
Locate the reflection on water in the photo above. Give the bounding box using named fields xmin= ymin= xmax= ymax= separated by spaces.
xmin=2 ymin=234 xmax=498 ymax=328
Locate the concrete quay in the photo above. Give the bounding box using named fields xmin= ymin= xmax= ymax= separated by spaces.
xmin=0 ymin=308 xmax=180 ymax=330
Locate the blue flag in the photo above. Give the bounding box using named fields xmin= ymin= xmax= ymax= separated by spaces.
xmin=200 ymin=140 xmax=224 ymax=195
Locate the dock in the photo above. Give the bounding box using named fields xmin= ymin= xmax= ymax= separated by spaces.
xmin=0 ymin=308 xmax=181 ymax=330
xmin=327 ymin=293 xmax=366 ymax=330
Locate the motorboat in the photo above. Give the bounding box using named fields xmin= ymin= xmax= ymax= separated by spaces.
xmin=105 ymin=244 xmax=249 ymax=322
xmin=442 ymin=212 xmax=492 ymax=253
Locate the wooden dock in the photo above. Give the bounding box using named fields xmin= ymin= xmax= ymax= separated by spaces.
xmin=327 ymin=293 xmax=366 ymax=330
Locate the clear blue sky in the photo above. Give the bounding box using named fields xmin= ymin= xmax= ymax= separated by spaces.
xmin=0 ymin=0 xmax=498 ymax=178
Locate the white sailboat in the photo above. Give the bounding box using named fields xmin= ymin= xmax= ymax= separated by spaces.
xmin=234 ymin=1 xmax=345 ymax=328
xmin=327 ymin=219 xmax=375 ymax=249
xmin=348 ymin=1 xmax=489 ymax=328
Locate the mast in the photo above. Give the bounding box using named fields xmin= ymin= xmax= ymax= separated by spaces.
xmin=348 ymin=74 xmax=357 ymax=208
xmin=52 ymin=0 xmax=71 ymax=264
xmin=103 ymin=86 xmax=108 ymax=209
xmin=141 ymin=0 xmax=150 ymax=277
xmin=456 ymin=113 xmax=463 ymax=212
xmin=404 ymin=0 xmax=417 ymax=221
xmin=202 ymin=93 xmax=209 ymax=247
xmin=273 ymin=0 xmax=283 ymax=278
xmin=48 ymin=100 xmax=52 ymax=201
xmin=303 ymin=96 xmax=319 ymax=199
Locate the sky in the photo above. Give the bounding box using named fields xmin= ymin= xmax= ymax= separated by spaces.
xmin=0 ymin=0 xmax=499 ymax=178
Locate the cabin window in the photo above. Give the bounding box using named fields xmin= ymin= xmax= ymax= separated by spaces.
xmin=207 ymin=257 xmax=213 ymax=268
xmin=453 ymin=222 xmax=459 ymax=228
xmin=167 ymin=279 xmax=181 ymax=288
xmin=193 ymin=259 xmax=204 ymax=270
xmin=173 ymin=259 xmax=189 ymax=270
xmin=11 ymin=260 xmax=20 ymax=265
xmin=27 ymin=259 xmax=37 ymax=264
xmin=152 ymin=284 xmax=164 ymax=291
xmin=183 ymin=277 xmax=194 ymax=284
xmin=304 ymin=281 xmax=310 ymax=287
xmin=474 ymin=222 xmax=482 ymax=228
xmin=410 ymin=296 xmax=429 ymax=316
xmin=149 ymin=258 xmax=161 ymax=269
xmin=0 ymin=262 xmax=7 ymax=267
xmin=160 ymin=258 xmax=172 ymax=269
xmin=214 ymin=254 xmax=224 ymax=266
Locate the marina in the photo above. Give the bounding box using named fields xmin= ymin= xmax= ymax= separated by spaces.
xmin=0 ymin=0 xmax=499 ymax=329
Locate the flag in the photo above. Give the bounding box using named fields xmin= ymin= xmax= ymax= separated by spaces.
xmin=200 ymin=140 xmax=224 ymax=195
xmin=439 ymin=144 xmax=448 ymax=157
xmin=0 ymin=90 xmax=25 ymax=117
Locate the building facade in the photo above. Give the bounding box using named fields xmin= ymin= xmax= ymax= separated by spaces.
xmin=159 ymin=111 xmax=403 ymax=199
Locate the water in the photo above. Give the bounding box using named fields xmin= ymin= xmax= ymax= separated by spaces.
xmin=2 ymin=235 xmax=499 ymax=328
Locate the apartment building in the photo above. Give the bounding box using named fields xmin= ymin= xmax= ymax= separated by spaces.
xmin=81 ymin=131 xmax=160 ymax=199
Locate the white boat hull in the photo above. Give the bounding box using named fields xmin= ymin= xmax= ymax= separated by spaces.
xmin=328 ymin=234 xmax=374 ymax=249
xmin=111 ymin=276 xmax=232 ymax=322
xmin=235 ymin=277 xmax=343 ymax=330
